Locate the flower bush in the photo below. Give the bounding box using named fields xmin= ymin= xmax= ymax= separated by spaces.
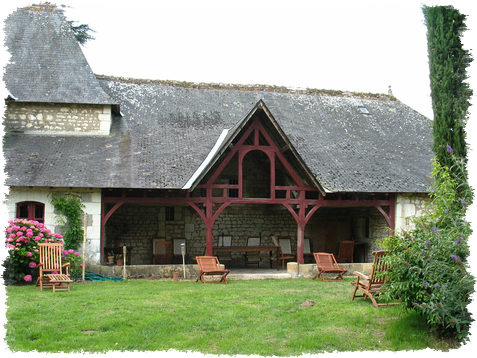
xmin=61 ymin=248 xmax=83 ymax=278
xmin=380 ymin=156 xmax=474 ymax=341
xmin=3 ymin=219 xmax=64 ymax=284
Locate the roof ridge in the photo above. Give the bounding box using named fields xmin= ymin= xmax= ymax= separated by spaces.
xmin=96 ymin=74 xmax=398 ymax=101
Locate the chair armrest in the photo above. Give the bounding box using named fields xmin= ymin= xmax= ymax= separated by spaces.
xmin=353 ymin=271 xmax=369 ymax=280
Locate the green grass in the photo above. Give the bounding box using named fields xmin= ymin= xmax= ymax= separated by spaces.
xmin=4 ymin=278 xmax=455 ymax=354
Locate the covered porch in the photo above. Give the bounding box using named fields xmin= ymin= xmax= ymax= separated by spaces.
xmin=100 ymin=106 xmax=395 ymax=267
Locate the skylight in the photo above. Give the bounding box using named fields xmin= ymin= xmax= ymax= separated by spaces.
xmin=359 ymin=107 xmax=369 ymax=114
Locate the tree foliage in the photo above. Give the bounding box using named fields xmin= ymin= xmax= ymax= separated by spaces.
xmin=423 ymin=5 xmax=473 ymax=182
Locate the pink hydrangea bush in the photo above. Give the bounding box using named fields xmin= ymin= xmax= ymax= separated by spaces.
xmin=3 ymin=218 xmax=64 ymax=284
xmin=61 ymin=248 xmax=84 ymax=278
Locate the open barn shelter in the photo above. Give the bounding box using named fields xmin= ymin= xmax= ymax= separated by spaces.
xmin=3 ymin=4 xmax=434 ymax=270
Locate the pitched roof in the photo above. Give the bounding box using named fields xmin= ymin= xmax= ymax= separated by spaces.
xmin=3 ymin=75 xmax=434 ymax=193
xmin=3 ymin=4 xmax=114 ymax=105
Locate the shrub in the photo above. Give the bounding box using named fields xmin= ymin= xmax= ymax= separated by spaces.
xmin=61 ymin=248 xmax=83 ymax=279
xmin=3 ymin=219 xmax=64 ymax=284
xmin=380 ymin=155 xmax=474 ymax=341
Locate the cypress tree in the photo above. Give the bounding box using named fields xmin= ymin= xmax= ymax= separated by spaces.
xmin=423 ymin=5 xmax=472 ymax=179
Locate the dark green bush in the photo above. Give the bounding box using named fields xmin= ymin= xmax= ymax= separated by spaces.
xmin=380 ymin=154 xmax=474 ymax=341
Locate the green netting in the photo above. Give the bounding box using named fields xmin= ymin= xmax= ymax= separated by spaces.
xmin=83 ymin=271 xmax=123 ymax=281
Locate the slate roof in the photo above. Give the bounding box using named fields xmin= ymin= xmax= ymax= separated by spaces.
xmin=2 ymin=4 xmax=434 ymax=194
xmin=3 ymin=4 xmax=114 ymax=105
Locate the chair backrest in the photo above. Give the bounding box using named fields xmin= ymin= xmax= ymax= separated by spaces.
xmin=218 ymin=235 xmax=232 ymax=246
xmin=314 ymin=253 xmax=339 ymax=270
xmin=172 ymin=238 xmax=186 ymax=255
xmin=38 ymin=243 xmax=64 ymax=274
xmin=369 ymin=251 xmax=390 ymax=285
xmin=304 ymin=238 xmax=311 ymax=254
xmin=271 ymin=234 xmax=279 ymax=247
xmin=338 ymin=240 xmax=354 ymax=262
xmin=154 ymin=240 xmax=172 ymax=255
xmin=196 ymin=256 xmax=222 ymax=272
xmin=279 ymin=238 xmax=293 ymax=254
xmin=247 ymin=236 xmax=260 ymax=246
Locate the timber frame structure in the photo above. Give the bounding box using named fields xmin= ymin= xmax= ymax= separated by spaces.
xmin=101 ymin=104 xmax=395 ymax=264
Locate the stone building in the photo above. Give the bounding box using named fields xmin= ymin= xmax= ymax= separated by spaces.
xmin=2 ymin=4 xmax=434 ymax=268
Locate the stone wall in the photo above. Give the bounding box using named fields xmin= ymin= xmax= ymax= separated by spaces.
xmin=4 ymin=102 xmax=112 ymax=135
xmin=395 ymin=193 xmax=431 ymax=231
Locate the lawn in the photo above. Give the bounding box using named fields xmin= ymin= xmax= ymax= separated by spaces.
xmin=4 ymin=277 xmax=455 ymax=355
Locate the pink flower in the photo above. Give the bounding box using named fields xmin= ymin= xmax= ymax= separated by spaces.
xmin=16 ymin=231 xmax=23 ymax=236
xmin=29 ymin=262 xmax=37 ymax=268
xmin=68 ymin=249 xmax=74 ymax=254
xmin=34 ymin=236 xmax=42 ymax=241
xmin=26 ymin=252 xmax=33 ymax=257
xmin=74 ymin=252 xmax=80 ymax=256
xmin=24 ymin=275 xmax=32 ymax=282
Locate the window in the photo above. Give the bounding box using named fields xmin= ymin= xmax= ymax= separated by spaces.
xmin=165 ymin=207 xmax=175 ymax=221
xmin=16 ymin=201 xmax=45 ymax=223
xmin=228 ymin=179 xmax=238 ymax=198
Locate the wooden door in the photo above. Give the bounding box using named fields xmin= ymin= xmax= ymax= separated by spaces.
xmin=312 ymin=220 xmax=351 ymax=257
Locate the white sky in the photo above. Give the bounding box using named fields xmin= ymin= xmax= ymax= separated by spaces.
xmin=68 ymin=0 xmax=434 ymax=112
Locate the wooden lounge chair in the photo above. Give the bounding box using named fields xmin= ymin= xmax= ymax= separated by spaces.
xmin=312 ymin=253 xmax=348 ymax=281
xmin=270 ymin=234 xmax=295 ymax=270
xmin=195 ymin=256 xmax=230 ymax=284
xmin=351 ymin=250 xmax=399 ymax=308
xmin=36 ymin=242 xmax=73 ymax=292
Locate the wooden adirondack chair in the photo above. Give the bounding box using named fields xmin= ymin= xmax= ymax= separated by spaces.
xmin=36 ymin=242 xmax=73 ymax=292
xmin=312 ymin=253 xmax=348 ymax=281
xmin=195 ymin=256 xmax=230 ymax=284
xmin=351 ymin=250 xmax=399 ymax=308
xmin=270 ymin=234 xmax=295 ymax=270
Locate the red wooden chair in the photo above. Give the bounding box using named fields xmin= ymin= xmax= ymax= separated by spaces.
xmin=313 ymin=253 xmax=348 ymax=281
xmin=195 ymin=256 xmax=230 ymax=284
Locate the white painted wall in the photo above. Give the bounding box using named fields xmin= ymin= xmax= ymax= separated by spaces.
xmin=4 ymin=186 xmax=103 ymax=264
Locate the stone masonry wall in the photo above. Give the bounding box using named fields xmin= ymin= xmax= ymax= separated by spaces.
xmin=395 ymin=193 xmax=431 ymax=231
xmin=4 ymin=102 xmax=112 ymax=135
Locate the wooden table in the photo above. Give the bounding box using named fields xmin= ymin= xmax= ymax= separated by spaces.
xmin=213 ymin=246 xmax=280 ymax=270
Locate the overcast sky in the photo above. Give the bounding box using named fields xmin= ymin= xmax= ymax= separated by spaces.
xmin=70 ymin=1 xmax=434 ymax=113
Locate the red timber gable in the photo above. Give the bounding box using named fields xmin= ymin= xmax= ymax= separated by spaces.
xmin=101 ymin=101 xmax=395 ymax=264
